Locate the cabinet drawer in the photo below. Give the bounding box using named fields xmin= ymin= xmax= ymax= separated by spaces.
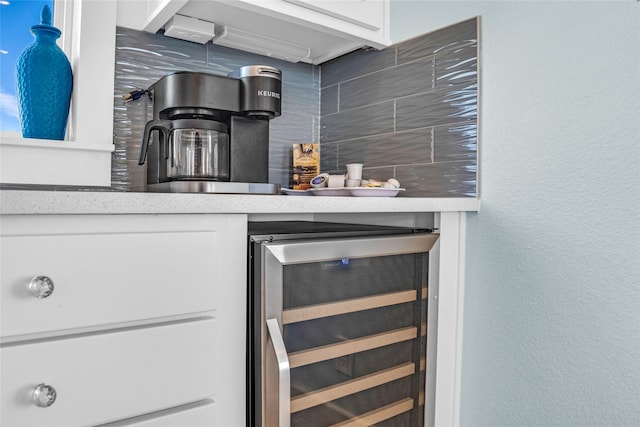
xmin=1 ymin=215 xmax=226 ymax=338
xmin=1 ymin=318 xmax=217 ymax=427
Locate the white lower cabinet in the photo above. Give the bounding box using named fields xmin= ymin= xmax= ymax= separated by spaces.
xmin=1 ymin=319 xmax=217 ymax=426
xmin=0 ymin=214 xmax=248 ymax=427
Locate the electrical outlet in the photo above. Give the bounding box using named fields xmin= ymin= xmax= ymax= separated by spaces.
xmin=335 ymin=354 xmax=355 ymax=377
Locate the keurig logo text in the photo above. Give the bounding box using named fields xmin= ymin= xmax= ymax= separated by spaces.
xmin=257 ymin=90 xmax=281 ymax=99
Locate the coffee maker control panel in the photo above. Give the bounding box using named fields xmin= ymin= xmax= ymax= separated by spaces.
xmin=230 ymin=65 xmax=282 ymax=118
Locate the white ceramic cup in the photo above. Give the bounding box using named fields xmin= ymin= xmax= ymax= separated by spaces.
xmin=346 ymin=163 xmax=363 ymax=180
xmin=327 ymin=174 xmax=345 ymax=188
xmin=346 ymin=179 xmax=361 ymax=187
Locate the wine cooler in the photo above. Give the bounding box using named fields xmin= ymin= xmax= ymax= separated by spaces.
xmin=248 ymin=221 xmax=439 ymax=427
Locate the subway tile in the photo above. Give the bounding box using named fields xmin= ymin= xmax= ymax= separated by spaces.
xmin=111 ymin=160 xmax=147 ymax=191
xmin=321 ymin=85 xmax=339 ymax=116
xmin=433 ymin=123 xmax=477 ymax=162
xmin=360 ymin=166 xmax=396 ymax=183
xmin=114 ymin=57 xmax=184 ymax=93
xmin=117 ymin=30 xmax=319 ymax=91
xmin=319 ymin=142 xmax=339 ymax=172
xmin=435 ymin=43 xmax=477 ymax=88
xmin=396 ymin=161 xmax=477 ymax=197
xmin=269 ymin=140 xmax=297 ymax=171
xmin=270 ymin=112 xmax=315 ymax=142
xmin=321 ymin=46 xmax=397 ymax=88
xmin=312 ymin=116 xmax=320 ymax=144
xmin=321 ymin=101 xmax=395 ymax=143
xmin=396 ymin=83 xmax=477 ymax=130
xmin=278 ymin=61 xmax=320 ymax=89
xmin=206 ymin=44 xmax=256 ymax=73
xmin=114 ymin=72 xmax=160 ymax=96
xmin=112 ymin=130 xmax=143 ymax=161
xmin=113 ymin=87 xmax=153 ymax=161
xmin=339 ymin=57 xmax=434 ymax=110
xmin=269 ymin=167 xmax=291 ymax=189
xmin=281 ymin=82 xmax=319 ymax=117
xmin=208 ymin=44 xmax=319 ymax=89
xmin=116 ymin=27 xmax=208 ymax=68
xmin=397 ymin=17 xmax=478 ymax=64
xmin=337 ymin=128 xmax=433 ymax=168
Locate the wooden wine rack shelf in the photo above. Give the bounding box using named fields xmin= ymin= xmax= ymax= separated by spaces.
xmin=289 ymin=326 xmax=418 ymax=368
xmin=282 ymin=290 xmax=417 ymax=325
xmin=329 ymin=397 xmax=415 ymax=427
xmin=291 ymin=362 xmax=415 ymax=413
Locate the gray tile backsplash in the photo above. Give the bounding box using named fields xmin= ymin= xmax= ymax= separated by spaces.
xmin=321 ymin=47 xmax=398 ymax=88
xmin=321 ymin=127 xmax=434 ymax=179
xmin=395 ymin=83 xmax=477 ymax=130
xmin=113 ymin=17 xmax=478 ymax=197
xmin=396 ymin=17 xmax=477 ymax=65
xmin=434 ymin=123 xmax=478 ymax=163
xmin=320 ymin=17 xmax=478 ymax=197
xmin=338 ymin=56 xmax=435 ymax=111
xmin=321 ymin=101 xmax=396 ymax=143
xmin=396 ymin=161 xmax=477 ymax=198
xmin=112 ymin=27 xmax=319 ymax=191
xmin=435 ymin=44 xmax=478 ymax=88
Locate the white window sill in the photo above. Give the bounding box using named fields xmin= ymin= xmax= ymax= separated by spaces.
xmin=0 ymin=0 xmax=117 ymax=188
xmin=0 ymin=133 xmax=114 ymax=187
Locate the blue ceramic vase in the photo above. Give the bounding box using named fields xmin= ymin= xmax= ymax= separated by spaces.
xmin=15 ymin=5 xmax=73 ymax=140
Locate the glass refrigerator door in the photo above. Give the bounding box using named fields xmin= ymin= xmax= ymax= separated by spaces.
xmin=262 ymin=233 xmax=438 ymax=427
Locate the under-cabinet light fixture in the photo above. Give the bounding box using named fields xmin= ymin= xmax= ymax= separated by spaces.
xmin=213 ymin=26 xmax=311 ymax=63
xmin=164 ymin=14 xmax=216 ymax=44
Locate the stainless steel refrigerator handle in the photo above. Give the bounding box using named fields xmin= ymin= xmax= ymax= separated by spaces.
xmin=266 ymin=318 xmax=291 ymax=427
xmin=265 ymin=233 xmax=439 ymax=265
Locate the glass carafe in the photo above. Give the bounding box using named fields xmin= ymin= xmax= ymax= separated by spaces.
xmin=168 ymin=127 xmax=229 ymax=180
xmin=139 ymin=118 xmax=230 ymax=181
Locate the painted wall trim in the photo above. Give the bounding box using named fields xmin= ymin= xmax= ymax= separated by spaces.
xmin=434 ymin=211 xmax=466 ymax=427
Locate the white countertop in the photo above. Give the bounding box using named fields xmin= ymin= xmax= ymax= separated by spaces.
xmin=0 ymin=190 xmax=480 ymax=215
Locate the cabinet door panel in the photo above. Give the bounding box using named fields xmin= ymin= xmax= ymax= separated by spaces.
xmin=284 ymin=0 xmax=384 ymax=30
xmin=0 ymin=215 xmax=229 ymax=338
xmin=0 ymin=318 xmax=217 ymax=427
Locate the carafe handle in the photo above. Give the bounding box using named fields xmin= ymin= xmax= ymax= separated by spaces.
xmin=138 ymin=120 xmax=171 ymax=165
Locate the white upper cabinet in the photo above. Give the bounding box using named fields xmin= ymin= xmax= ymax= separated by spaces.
xmin=283 ymin=0 xmax=385 ymax=31
xmin=116 ymin=0 xmax=391 ymax=64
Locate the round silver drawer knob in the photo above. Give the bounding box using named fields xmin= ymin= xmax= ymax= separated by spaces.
xmin=28 ymin=276 xmax=55 ymax=299
xmin=32 ymin=383 xmax=57 ymax=408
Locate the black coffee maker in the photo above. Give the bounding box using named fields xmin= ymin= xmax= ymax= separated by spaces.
xmin=138 ymin=66 xmax=281 ymax=194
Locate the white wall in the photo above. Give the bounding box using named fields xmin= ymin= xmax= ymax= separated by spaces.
xmin=391 ymin=1 xmax=640 ymax=426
